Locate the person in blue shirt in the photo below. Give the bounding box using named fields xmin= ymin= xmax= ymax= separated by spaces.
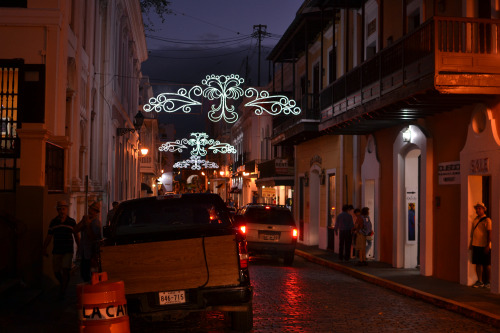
xmin=334 ymin=204 xmax=354 ymax=261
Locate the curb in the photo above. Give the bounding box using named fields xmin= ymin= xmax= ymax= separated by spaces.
xmin=295 ymin=249 xmax=500 ymax=329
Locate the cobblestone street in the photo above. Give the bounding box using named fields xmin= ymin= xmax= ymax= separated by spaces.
xmin=3 ymin=255 xmax=499 ymax=332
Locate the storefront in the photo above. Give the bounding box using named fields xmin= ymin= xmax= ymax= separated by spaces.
xmin=460 ymin=104 xmax=500 ymax=294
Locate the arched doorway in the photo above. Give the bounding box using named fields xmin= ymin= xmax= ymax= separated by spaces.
xmin=460 ymin=104 xmax=500 ymax=293
xmin=393 ymin=125 xmax=433 ymax=275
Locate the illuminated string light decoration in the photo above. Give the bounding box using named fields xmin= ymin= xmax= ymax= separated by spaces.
xmin=173 ymin=155 xmax=219 ymax=170
xmin=143 ymin=74 xmax=301 ymax=123
xmin=158 ymin=132 xmax=236 ymax=156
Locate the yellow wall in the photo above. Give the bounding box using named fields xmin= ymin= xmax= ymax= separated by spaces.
xmin=296 ymin=135 xmax=347 ymax=228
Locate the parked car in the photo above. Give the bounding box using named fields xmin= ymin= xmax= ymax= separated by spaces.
xmin=100 ymin=193 xmax=253 ymax=331
xmin=235 ymin=204 xmax=298 ymax=266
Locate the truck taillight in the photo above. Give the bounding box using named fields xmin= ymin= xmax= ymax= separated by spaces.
xmin=238 ymin=241 xmax=249 ymax=269
xmin=292 ymin=228 xmax=298 ymax=238
xmin=239 ymin=225 xmax=246 ymax=234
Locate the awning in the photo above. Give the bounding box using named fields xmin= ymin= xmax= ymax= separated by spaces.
xmin=256 ymin=177 xmax=294 ymax=187
xmin=229 ymin=187 xmax=241 ymax=194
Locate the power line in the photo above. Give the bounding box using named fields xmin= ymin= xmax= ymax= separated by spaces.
xmin=170 ymin=9 xmax=242 ymax=35
xmin=148 ymin=47 xmax=250 ymax=60
xmin=146 ymin=34 xmax=252 ymax=45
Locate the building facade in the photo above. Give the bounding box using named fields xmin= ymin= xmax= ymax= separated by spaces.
xmin=0 ymin=0 xmax=148 ymax=287
xmin=269 ymin=0 xmax=500 ymax=293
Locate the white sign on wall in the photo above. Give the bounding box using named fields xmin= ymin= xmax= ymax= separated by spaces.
xmin=438 ymin=161 xmax=460 ymax=185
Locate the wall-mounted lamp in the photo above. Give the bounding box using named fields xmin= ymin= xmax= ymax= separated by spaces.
xmin=117 ymin=110 xmax=145 ymax=136
xmin=320 ymin=169 xmax=326 ymax=185
xmin=140 ymin=147 xmax=149 ymax=156
xmin=220 ymin=171 xmax=225 ymax=177
xmin=402 ymin=127 xmax=411 ymax=143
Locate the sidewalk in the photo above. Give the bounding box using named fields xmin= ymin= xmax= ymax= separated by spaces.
xmin=296 ymin=243 xmax=500 ymax=329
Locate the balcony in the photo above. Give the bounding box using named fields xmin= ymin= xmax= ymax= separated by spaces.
xmin=319 ymin=16 xmax=500 ymax=134
xmin=272 ymin=93 xmax=321 ymax=146
xmin=140 ymin=155 xmax=159 ymax=176
xmin=256 ymin=158 xmax=295 ymax=187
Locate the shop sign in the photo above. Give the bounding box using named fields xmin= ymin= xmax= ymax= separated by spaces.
xmin=262 ymin=187 xmax=275 ymax=198
xmin=438 ymin=161 xmax=460 ymax=185
xmin=470 ymin=158 xmax=489 ymax=174
xmin=275 ymin=159 xmax=289 ymax=174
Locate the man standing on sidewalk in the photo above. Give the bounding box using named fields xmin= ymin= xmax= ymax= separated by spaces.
xmin=42 ymin=200 xmax=79 ymax=299
xmin=334 ymin=204 xmax=354 ymax=261
xmin=470 ymin=202 xmax=491 ymax=289
xmin=75 ymin=201 xmax=102 ymax=282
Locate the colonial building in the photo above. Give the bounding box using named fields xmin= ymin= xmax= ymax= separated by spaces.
xmin=269 ymin=0 xmax=500 ymax=293
xmin=0 ymin=1 xmax=149 ymax=287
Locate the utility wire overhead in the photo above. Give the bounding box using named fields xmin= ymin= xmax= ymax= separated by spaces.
xmin=170 ymin=9 xmax=242 ymax=35
xmin=146 ymin=34 xmax=252 ymax=45
xmin=149 ymin=47 xmax=250 ymax=60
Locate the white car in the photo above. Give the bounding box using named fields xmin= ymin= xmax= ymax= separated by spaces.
xmin=235 ymin=204 xmax=298 ymax=266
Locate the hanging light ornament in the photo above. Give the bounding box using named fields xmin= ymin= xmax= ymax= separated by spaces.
xmin=158 ymin=132 xmax=236 ymax=156
xmin=143 ymin=74 xmax=301 ymax=124
xmin=173 ymin=156 xmax=219 ymax=171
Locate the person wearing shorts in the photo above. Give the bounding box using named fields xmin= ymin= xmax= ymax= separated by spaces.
xmin=469 ymin=202 xmax=492 ymax=289
xmin=43 ymin=200 xmax=79 ymax=298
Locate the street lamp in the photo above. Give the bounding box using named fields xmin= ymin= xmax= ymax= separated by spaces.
xmin=402 ymin=127 xmax=412 ymax=143
xmin=117 ymin=110 xmax=145 ymax=136
xmin=140 ymin=147 xmax=149 ymax=156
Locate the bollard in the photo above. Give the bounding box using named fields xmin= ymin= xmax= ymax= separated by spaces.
xmin=77 ymin=272 xmax=130 ymax=333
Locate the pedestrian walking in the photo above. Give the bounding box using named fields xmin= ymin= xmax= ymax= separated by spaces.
xmin=334 ymin=204 xmax=354 ymax=261
xmin=362 ymin=207 xmax=374 ymax=259
xmin=42 ymin=200 xmax=79 ymax=298
xmin=354 ymin=208 xmax=367 ymax=265
xmin=469 ymin=202 xmax=491 ymax=288
xmin=106 ymin=201 xmax=119 ymax=226
xmin=75 ymin=201 xmax=102 ymax=282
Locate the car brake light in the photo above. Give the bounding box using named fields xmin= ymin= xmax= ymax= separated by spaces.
xmin=240 ymin=225 xmax=246 ymax=234
xmin=292 ymin=228 xmax=298 ymax=238
xmin=265 ymin=206 xmax=271 ymax=210
xmin=238 ymin=241 xmax=249 ymax=269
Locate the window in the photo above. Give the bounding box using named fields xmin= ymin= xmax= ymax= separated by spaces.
xmin=328 ymin=48 xmax=337 ymax=84
xmin=1 ymin=66 xmax=19 ymax=157
xmin=0 ymin=64 xmax=20 ymax=192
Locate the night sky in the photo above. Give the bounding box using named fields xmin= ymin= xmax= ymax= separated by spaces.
xmin=140 ymin=1 xmax=303 ymax=137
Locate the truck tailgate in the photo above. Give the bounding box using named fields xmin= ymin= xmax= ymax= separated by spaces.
xmin=100 ymin=234 xmax=240 ymax=295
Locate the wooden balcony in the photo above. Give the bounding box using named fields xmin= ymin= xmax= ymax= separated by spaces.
xmin=271 ymin=93 xmax=321 ymax=146
xmin=319 ymin=16 xmax=500 ymax=134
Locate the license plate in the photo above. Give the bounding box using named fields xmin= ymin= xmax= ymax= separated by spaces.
xmin=159 ymin=290 xmax=186 ymax=305
xmin=262 ymin=234 xmax=279 ymax=241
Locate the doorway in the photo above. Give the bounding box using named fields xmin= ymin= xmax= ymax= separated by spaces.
xmin=404 ymin=149 xmax=421 ymax=268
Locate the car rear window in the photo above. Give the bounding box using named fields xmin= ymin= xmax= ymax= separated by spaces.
xmin=113 ymin=196 xmax=231 ymax=235
xmin=244 ymin=208 xmax=295 ymax=226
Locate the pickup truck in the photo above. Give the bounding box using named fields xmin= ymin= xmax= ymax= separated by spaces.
xmin=99 ymin=193 xmax=253 ymax=331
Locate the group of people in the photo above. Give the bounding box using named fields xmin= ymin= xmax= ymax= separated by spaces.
xmin=334 ymin=204 xmax=374 ymax=265
xmin=42 ymin=200 xmax=116 ymax=299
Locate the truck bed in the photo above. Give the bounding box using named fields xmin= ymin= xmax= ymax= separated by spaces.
xmin=100 ymin=234 xmax=240 ymax=295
